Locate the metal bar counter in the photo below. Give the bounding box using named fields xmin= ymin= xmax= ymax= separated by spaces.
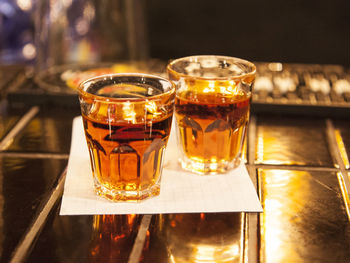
xmin=0 ymin=65 xmax=350 ymax=263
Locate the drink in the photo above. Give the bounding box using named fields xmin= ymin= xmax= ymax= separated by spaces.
xmin=167 ymin=55 xmax=255 ymax=174
xmin=82 ymin=113 xmax=172 ymax=200
xmin=78 ymin=74 xmax=175 ymax=201
xmin=175 ymin=90 xmax=250 ymax=172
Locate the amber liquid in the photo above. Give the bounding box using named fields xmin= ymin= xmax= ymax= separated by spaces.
xmin=83 ymin=113 xmax=172 ymax=201
xmin=175 ymin=91 xmax=250 ymax=173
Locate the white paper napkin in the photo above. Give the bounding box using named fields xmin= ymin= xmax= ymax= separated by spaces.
xmin=60 ymin=117 xmax=262 ymax=215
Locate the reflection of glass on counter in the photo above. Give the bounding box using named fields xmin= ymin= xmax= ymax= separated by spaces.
xmin=89 ymin=214 xmax=141 ymax=263
xmin=161 ymin=213 xmax=244 ymax=263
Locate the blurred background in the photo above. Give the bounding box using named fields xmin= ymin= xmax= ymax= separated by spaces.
xmin=1 ymin=0 xmax=350 ymax=67
xmin=146 ymin=0 xmax=350 ymax=67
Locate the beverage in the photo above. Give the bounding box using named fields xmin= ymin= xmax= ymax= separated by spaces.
xmin=82 ymin=113 xmax=172 ymax=201
xmin=175 ymin=89 xmax=250 ymax=168
xmin=167 ymin=55 xmax=255 ymax=174
xmin=175 ymin=89 xmax=250 ymax=174
xmin=78 ymin=74 xmax=175 ymax=201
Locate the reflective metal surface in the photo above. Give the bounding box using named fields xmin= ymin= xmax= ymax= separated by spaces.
xmin=256 ymin=116 xmax=334 ymax=167
xmin=4 ymin=106 xmax=79 ymax=154
xmin=1 ymin=64 xmax=350 ymax=262
xmin=26 ymin=209 xmax=142 ymax=263
xmin=140 ymin=213 xmax=245 ymax=263
xmin=259 ymin=169 xmax=350 ymax=262
xmin=0 ymin=103 xmax=27 ymax=141
xmin=0 ymin=157 xmax=67 ymax=263
xmin=333 ymin=119 xmax=350 ymax=169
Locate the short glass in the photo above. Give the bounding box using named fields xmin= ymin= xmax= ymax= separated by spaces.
xmin=167 ymin=55 xmax=256 ymax=174
xmin=78 ymin=74 xmax=175 ymax=201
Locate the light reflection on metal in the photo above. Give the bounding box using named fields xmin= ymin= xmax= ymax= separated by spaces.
xmin=259 ymin=168 xmax=350 ymax=262
xmin=260 ymin=169 xmax=309 ymax=262
xmin=255 ymin=117 xmax=333 ymax=167
xmin=256 ymin=132 xmax=290 ymax=165
xmin=89 ymin=214 xmax=140 ymax=262
xmin=334 ymin=129 xmax=350 ymax=169
xmin=256 ymin=133 xmax=264 ymax=163
xmin=337 ymin=172 xmax=350 ymax=221
xmin=162 ymin=213 xmax=243 ymax=263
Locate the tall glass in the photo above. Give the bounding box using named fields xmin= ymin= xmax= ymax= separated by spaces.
xmin=167 ymin=55 xmax=256 ymax=174
xmin=78 ymin=74 xmax=175 ymax=201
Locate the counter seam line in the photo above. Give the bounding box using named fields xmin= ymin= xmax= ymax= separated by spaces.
xmin=247 ymin=114 xmax=258 ymax=263
xmin=127 ymin=214 xmax=152 ymax=263
xmin=325 ymin=119 xmax=350 ymax=220
xmin=325 ymin=119 xmax=350 ymax=189
xmin=254 ymin=164 xmax=338 ymax=172
xmin=9 ymin=168 xmax=67 ymax=263
xmin=0 ymin=106 xmax=39 ymax=151
xmin=248 ymin=115 xmax=257 ymax=166
xmin=0 ymin=152 xmax=69 ymax=159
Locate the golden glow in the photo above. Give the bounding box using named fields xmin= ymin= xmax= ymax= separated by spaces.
xmin=209 ymin=162 xmax=218 ymax=171
xmin=122 ymin=102 xmax=136 ymax=123
xmin=163 ymin=214 xmax=242 ymax=263
xmin=256 ymin=133 xmax=264 ymax=163
xmin=337 ymin=172 xmax=350 ymax=221
xmin=256 ymin=127 xmax=296 ymax=165
xmin=62 ymin=0 xmax=72 ymax=7
xmin=22 ymin=43 xmax=36 ymax=60
xmin=16 ymin=0 xmax=32 ymax=11
xmin=335 ymin=129 xmax=350 ymax=169
xmin=203 ymin=81 xmax=216 ymax=93
xmin=219 ymin=86 xmax=238 ymax=96
xmin=260 ymin=169 xmax=310 ymax=262
xmin=145 ymin=101 xmax=161 ymax=116
xmin=191 ymin=244 xmax=239 ymax=262
xmin=268 ymin=62 xmax=283 ymax=72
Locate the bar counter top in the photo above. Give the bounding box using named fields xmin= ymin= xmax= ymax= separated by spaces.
xmin=0 ymin=64 xmax=350 ymax=263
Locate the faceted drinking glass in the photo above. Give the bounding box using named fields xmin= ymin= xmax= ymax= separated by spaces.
xmin=167 ymin=55 xmax=256 ymax=174
xmin=78 ymin=74 xmax=175 ymax=201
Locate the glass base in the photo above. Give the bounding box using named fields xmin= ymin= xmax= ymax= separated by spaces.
xmin=94 ymin=183 xmax=160 ymax=202
xmin=179 ymin=156 xmax=242 ymax=175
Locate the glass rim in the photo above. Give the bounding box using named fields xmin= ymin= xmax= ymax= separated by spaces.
xmin=167 ymin=55 xmax=256 ymax=81
xmin=77 ymin=73 xmax=175 ymax=103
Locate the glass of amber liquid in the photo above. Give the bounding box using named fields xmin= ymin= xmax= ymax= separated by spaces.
xmin=167 ymin=55 xmax=256 ymax=174
xmin=78 ymin=74 xmax=175 ymax=201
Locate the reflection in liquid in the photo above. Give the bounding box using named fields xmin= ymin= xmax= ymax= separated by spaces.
xmin=161 ymin=213 xmax=244 ymax=263
xmin=89 ymin=214 xmax=141 ymax=263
